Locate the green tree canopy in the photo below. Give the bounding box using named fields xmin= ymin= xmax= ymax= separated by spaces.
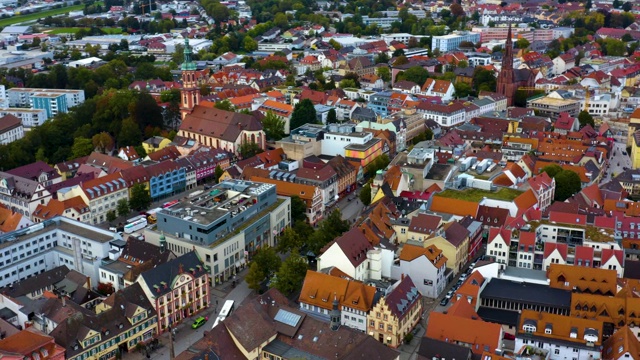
xmin=246 ymin=262 xmax=265 ymax=291
xmin=395 ymin=66 xmax=429 ymax=87
xmin=327 ymin=109 xmax=337 ymax=124
xmin=290 ymin=99 xmax=317 ymax=130
xmin=290 ymin=195 xmax=308 ymax=224
xmin=578 ymin=110 xmax=595 ymax=128
xmin=515 ymin=38 xmax=531 ymax=49
xmin=272 ymin=251 xmax=307 ymax=295
xmin=541 ymin=164 xmax=563 ymax=178
xmin=117 ymin=199 xmax=130 ymax=217
xmin=252 ymin=246 xmax=281 ymax=278
xmin=360 ymin=183 xmax=372 ymax=206
xmin=70 ymin=137 xmax=94 ymax=159
xmin=277 ymin=227 xmax=303 ymax=254
xmin=554 ymin=170 xmax=582 ymax=201
xmin=239 ymin=141 xmax=264 ymax=158
xmin=376 ymin=66 xmax=391 ymax=82
xmin=214 ymin=99 xmax=235 ymax=112
xmin=129 ymin=183 xmax=151 ymax=211
xmin=261 ymin=112 xmax=286 ymax=141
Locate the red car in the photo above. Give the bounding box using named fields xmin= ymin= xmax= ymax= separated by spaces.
xmin=503 ymin=333 xmax=516 ymax=340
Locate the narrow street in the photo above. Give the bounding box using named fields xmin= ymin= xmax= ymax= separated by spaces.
xmin=123 ymin=268 xmax=253 ymax=360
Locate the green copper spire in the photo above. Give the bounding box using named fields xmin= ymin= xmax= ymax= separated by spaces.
xmin=181 ymin=37 xmax=197 ymax=71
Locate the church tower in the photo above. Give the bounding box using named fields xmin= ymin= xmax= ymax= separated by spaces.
xmin=330 ymin=295 xmax=341 ymax=331
xmin=180 ymin=38 xmax=200 ymax=120
xmin=496 ymin=24 xmax=517 ymax=107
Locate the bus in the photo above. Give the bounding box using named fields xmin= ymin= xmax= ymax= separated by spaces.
xmin=124 ymin=218 xmax=148 ymax=234
xmin=146 ymin=207 xmax=163 ymax=224
xmin=212 ymin=300 xmax=235 ymax=329
xmin=162 ymin=200 xmax=179 ymax=209
xmin=126 ymin=215 xmax=147 ymax=224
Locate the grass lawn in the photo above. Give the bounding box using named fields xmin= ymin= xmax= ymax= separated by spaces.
xmin=47 ymin=27 xmax=122 ymax=35
xmin=0 ymin=4 xmax=87 ymax=27
xmin=437 ymin=187 xmax=524 ymax=202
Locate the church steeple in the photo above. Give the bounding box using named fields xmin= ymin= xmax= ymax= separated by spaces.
xmin=180 ymin=37 xmax=200 ymax=120
xmin=496 ymin=23 xmax=517 ymax=106
xmin=181 ymin=37 xmax=197 ymax=71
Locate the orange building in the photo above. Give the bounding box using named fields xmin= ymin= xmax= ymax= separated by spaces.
xmin=0 ymin=328 xmax=65 ymax=360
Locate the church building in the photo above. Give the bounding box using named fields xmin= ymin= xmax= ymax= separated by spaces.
xmin=177 ymin=38 xmax=266 ymax=156
xmin=496 ymin=25 xmax=535 ymax=106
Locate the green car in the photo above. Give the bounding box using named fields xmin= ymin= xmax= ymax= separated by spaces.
xmin=192 ymin=316 xmax=207 ymax=329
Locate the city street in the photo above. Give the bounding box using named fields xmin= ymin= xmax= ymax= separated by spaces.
xmin=601 ymin=141 xmax=631 ymax=184
xmin=123 ymin=269 xmax=253 ymax=360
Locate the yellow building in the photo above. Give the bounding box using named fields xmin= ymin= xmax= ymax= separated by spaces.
xmin=424 ymin=222 xmax=470 ymax=276
xmin=628 ymin=109 xmax=640 ymax=146
xmin=52 ymin=283 xmax=157 ymax=360
xmin=142 ymin=136 xmax=172 ymax=154
xmin=632 ymin=130 xmax=640 ymax=170
xmin=367 ymin=276 xmax=422 ymax=348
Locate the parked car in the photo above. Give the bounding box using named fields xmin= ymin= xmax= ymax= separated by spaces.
xmin=503 ymin=333 xmax=516 ymax=340
xmin=440 ymin=297 xmax=450 ymax=306
xmin=623 ymin=151 xmax=628 ymax=156
xmin=192 ymin=316 xmax=207 ymax=329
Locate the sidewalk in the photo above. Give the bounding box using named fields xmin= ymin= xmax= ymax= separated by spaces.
xmin=123 ymin=268 xmax=250 ymax=360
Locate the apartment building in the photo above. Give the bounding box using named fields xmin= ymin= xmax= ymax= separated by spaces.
xmin=0 ymin=217 xmax=124 ymax=288
xmin=0 ymin=161 xmax=62 ymax=219
xmin=148 ymin=180 xmax=290 ymax=283
xmin=0 ymin=108 xmax=47 ymax=127
xmin=431 ymin=32 xmax=481 ymax=52
xmin=515 ymin=310 xmax=603 ymax=359
xmin=57 ymin=172 xmax=129 ymax=225
xmin=299 ymin=270 xmax=377 ymax=332
xmin=391 ymin=244 xmax=447 ymax=298
xmin=367 ymin=276 xmax=422 ymax=348
xmin=416 ymin=102 xmax=465 ymax=128
xmin=0 ymin=114 xmax=23 ymax=145
xmin=7 ymin=87 xmax=85 ymax=108
xmin=137 ymin=251 xmax=209 ymax=333
xmin=53 ymin=283 xmax=157 ymax=360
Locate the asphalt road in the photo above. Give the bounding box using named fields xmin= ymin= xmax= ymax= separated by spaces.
xmin=601 ymin=141 xmax=631 ymax=184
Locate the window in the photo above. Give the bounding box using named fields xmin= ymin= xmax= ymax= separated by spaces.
xmin=554 ymin=349 xmax=560 ymax=355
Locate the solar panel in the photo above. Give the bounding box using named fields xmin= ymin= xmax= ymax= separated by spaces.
xmin=274 ymin=309 xmax=301 ymax=327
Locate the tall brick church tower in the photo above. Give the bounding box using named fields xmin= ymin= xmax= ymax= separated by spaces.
xmin=496 ymin=24 xmax=517 ymax=107
xmin=180 ymin=38 xmax=200 ymax=120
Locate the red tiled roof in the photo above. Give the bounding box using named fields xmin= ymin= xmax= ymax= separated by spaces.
xmin=543 ymin=242 xmax=568 ymax=261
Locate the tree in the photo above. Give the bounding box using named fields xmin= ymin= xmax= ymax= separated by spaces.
xmin=277 ymin=227 xmax=303 ymax=253
xmin=393 ymin=55 xmax=409 ymax=66
xmin=134 ymin=62 xmax=157 ymax=80
xmin=261 ymin=112 xmax=286 ymax=140
xmin=554 ymin=170 xmax=582 ymax=201
xmin=578 ymin=110 xmax=595 ymax=128
xmin=454 ymin=82 xmax=473 ymax=97
xmin=70 ymin=137 xmax=94 ymax=159
xmin=328 ymin=39 xmax=342 ymax=50
xmin=252 ymin=246 xmax=281 ymax=278
xmin=214 ymin=99 xmax=235 ymax=112
xmin=290 ymin=195 xmax=307 ymax=224
xmin=622 ymin=33 xmax=634 ymax=42
xmin=541 ymin=164 xmax=563 ymax=178
xmin=374 ymin=52 xmax=390 ymax=64
xmin=214 ymin=165 xmax=224 ymax=183
xmin=97 ymin=282 xmax=115 ymax=295
xmin=360 ymin=183 xmax=372 ymax=206
xmin=117 ymin=199 xmax=129 ymax=217
xmin=245 ymin=262 xmax=265 ymax=291
xmin=473 ymin=67 xmax=497 ymax=92
xmin=456 ymin=60 xmax=469 ymax=68
xmin=243 ymin=36 xmax=258 ymax=52
xmin=290 ymin=99 xmax=317 ymax=130
xmin=623 ymin=1 xmax=633 ymax=11
xmin=106 ymin=210 xmax=117 ymax=222
xmin=129 ymin=183 xmax=151 ymax=211
xmin=239 ymin=141 xmax=263 ymax=158
xmin=339 ymin=78 xmax=357 ymax=89
xmin=272 ymin=251 xmax=307 ymax=295
xmin=450 ymin=3 xmax=465 ymax=17
xmin=327 ymin=109 xmax=337 ymax=124
xmin=376 ymin=66 xmax=391 ymax=82
xmin=118 ymin=117 xmax=142 ymax=147
xmin=396 ymin=66 xmax=429 ymax=88
xmin=92 ymin=132 xmax=113 ymax=154
xmin=515 ymin=38 xmax=531 ymax=49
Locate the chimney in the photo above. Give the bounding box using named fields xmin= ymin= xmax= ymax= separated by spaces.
xmin=61 ymin=296 xmax=66 ymax=307
xmin=401 ymin=273 xmax=405 ymax=280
